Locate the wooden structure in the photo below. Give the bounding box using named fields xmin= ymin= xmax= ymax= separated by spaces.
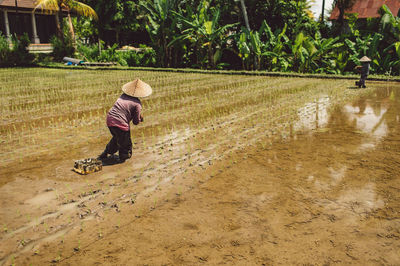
xmin=0 ymin=0 xmax=59 ymax=44
xmin=329 ymin=0 xmax=400 ymax=20
xmin=63 ymin=57 xmax=117 ymax=67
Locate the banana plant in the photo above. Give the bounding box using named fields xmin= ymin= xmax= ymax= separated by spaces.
xmin=235 ymin=20 xmax=291 ymax=71
xmin=343 ymin=33 xmax=383 ymax=73
xmin=260 ymin=21 xmax=290 ymax=71
xmin=380 ymin=4 xmax=400 ymax=41
xmin=372 ymin=52 xmax=395 ymax=74
xmin=379 ymin=5 xmax=400 ymax=74
xmin=139 ymin=0 xmax=179 ymax=67
xmin=305 ymin=32 xmax=342 ymax=73
xmin=169 ymin=1 xmax=238 ymax=69
xmin=380 ymin=42 xmax=400 ymax=74
xmin=237 ymin=32 xmax=251 ymax=69
xmin=331 ymin=50 xmax=349 ymax=74
xmin=289 ymin=31 xmax=310 ymax=72
xmin=249 ymin=31 xmax=262 ymax=70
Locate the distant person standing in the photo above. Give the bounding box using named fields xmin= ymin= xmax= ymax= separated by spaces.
xmin=98 ymin=79 xmax=152 ymax=163
xmin=355 ymin=56 xmax=371 ymax=88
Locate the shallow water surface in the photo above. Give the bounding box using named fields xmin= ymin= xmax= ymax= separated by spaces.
xmin=47 ymin=83 xmax=400 ymax=265
xmin=3 ymin=82 xmax=400 ymax=265
xmin=201 ymin=84 xmax=400 ymax=263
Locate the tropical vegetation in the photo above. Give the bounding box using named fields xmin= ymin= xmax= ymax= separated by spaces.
xmin=0 ymin=33 xmax=34 ymax=67
xmin=34 ymin=0 xmax=98 ymax=41
xmin=1 ymin=0 xmax=399 ymax=75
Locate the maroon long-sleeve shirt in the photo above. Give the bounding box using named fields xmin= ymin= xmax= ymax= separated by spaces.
xmin=106 ymin=94 xmax=142 ymax=131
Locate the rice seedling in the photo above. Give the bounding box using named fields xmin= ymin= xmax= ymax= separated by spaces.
xmin=51 ymin=252 xmax=62 ymax=263
xmin=0 ymin=68 xmax=371 ymax=190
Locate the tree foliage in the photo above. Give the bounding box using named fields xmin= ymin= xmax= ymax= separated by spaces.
xmin=60 ymin=0 xmax=399 ymax=75
xmin=138 ymin=0 xmax=180 ymax=67
xmin=81 ymin=0 xmax=145 ymax=45
xmin=169 ymin=0 xmax=238 ymax=68
xmin=35 ymin=0 xmax=97 ymax=40
xmin=333 ymin=0 xmax=357 ymax=32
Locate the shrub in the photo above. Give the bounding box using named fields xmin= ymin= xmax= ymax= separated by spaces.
xmin=50 ymin=34 xmax=75 ymax=61
xmin=77 ymin=41 xmax=124 ymax=64
xmin=0 ymin=33 xmax=34 ymax=66
xmin=34 ymin=53 xmax=52 ymax=64
xmin=138 ymin=45 xmax=156 ymax=67
xmin=77 ymin=42 xmax=156 ymax=67
xmin=0 ymin=33 xmax=11 ymax=66
xmin=119 ymin=45 xmax=156 ymax=67
xmin=10 ymin=33 xmax=34 ymax=66
xmin=77 ymin=42 xmax=100 ymax=61
xmin=98 ymin=43 xmax=119 ymax=62
xmin=123 ymin=51 xmax=140 ymax=67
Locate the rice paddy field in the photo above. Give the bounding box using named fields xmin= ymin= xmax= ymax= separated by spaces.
xmin=1 ymin=68 xmax=400 ymax=265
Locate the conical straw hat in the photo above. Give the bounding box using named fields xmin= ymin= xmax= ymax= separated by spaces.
xmin=122 ymin=79 xmax=152 ymax=98
xmin=359 ymin=56 xmax=371 ymax=62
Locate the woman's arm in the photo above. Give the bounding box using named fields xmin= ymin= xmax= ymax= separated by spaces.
xmin=132 ymin=104 xmax=142 ymax=125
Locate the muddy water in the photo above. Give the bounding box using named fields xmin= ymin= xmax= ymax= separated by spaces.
xmin=4 ymin=83 xmax=400 ymax=265
xmin=198 ymin=86 xmax=400 ymax=264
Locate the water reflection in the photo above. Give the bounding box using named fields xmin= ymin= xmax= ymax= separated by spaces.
xmin=329 ymin=165 xmax=347 ymax=185
xmin=294 ymin=96 xmax=330 ymax=132
xmin=337 ymin=183 xmax=385 ymax=214
xmin=294 ymin=87 xmax=394 ymax=151
xmin=296 ymin=86 xmax=397 ymax=220
xmin=344 ymin=98 xmax=389 ymax=151
xmin=320 ymin=182 xmax=385 ymax=225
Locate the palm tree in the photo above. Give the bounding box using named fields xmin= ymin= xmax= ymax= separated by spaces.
xmin=34 ymin=0 xmax=97 ymax=41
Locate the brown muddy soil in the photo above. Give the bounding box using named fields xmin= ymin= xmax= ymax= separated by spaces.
xmin=1 ymin=82 xmax=400 ymax=265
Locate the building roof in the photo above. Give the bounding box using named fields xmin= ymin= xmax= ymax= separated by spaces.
xmin=0 ymin=0 xmax=60 ymax=11
xmin=329 ymin=0 xmax=400 ymax=20
xmin=1 ymin=0 xmax=37 ymax=9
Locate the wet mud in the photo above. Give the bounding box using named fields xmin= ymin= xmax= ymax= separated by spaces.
xmin=1 ymin=82 xmax=400 ymax=265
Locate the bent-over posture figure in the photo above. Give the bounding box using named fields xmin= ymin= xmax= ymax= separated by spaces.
xmin=98 ymin=79 xmax=152 ymax=163
xmin=357 ymin=56 xmax=371 ymax=88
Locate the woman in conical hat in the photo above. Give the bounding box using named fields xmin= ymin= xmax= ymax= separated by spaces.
xmin=356 ymin=56 xmax=371 ymax=88
xmin=98 ymin=79 xmax=152 ymax=163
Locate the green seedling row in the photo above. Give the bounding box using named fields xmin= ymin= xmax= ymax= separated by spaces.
xmin=0 ymin=68 xmax=371 ymax=172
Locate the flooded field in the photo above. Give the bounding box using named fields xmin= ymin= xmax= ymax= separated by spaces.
xmin=0 ymin=69 xmax=399 ymax=264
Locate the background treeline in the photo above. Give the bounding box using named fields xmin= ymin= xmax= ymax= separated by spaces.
xmin=1 ymin=0 xmax=400 ymax=75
